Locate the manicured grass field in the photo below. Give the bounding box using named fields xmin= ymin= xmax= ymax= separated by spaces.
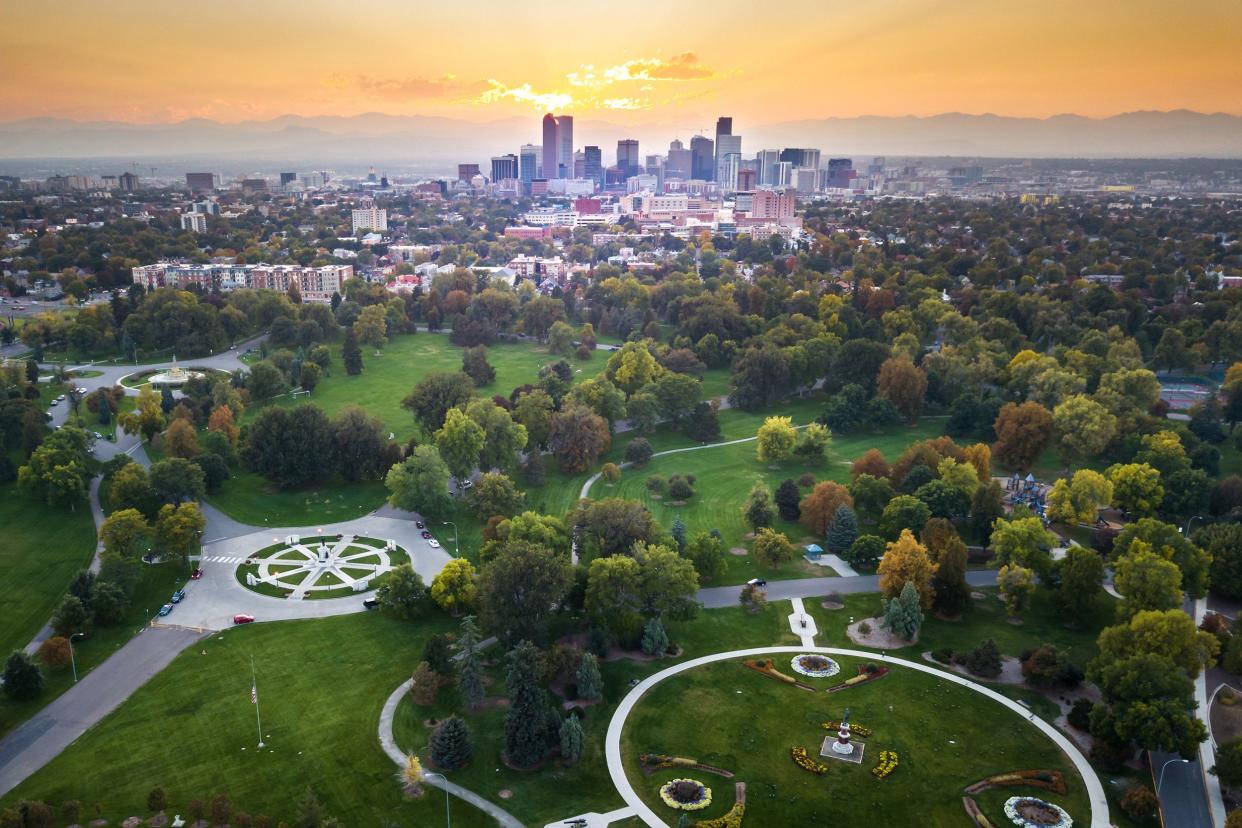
xmin=620 ymin=656 xmax=1092 ymax=827
xmin=2 ymin=603 xmax=798 ymax=826
xmin=0 ymin=486 xmax=98 ymax=664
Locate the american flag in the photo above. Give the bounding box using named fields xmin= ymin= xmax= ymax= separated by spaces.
xmin=251 ymin=683 xmax=258 ymax=704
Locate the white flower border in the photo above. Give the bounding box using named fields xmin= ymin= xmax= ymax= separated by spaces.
xmin=658 ymin=778 xmax=712 ymax=811
xmin=1003 ymin=796 xmax=1072 ymax=828
xmin=790 ymin=654 xmax=841 ymax=678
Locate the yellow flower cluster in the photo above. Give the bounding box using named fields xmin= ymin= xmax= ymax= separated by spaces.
xmin=695 ymin=803 xmax=745 ymax=828
xmin=658 ymin=779 xmax=712 ymax=811
xmin=872 ymin=750 xmax=899 ymax=779
xmin=820 ymin=721 xmax=873 ymax=737
xmin=790 ymin=746 xmax=828 ymax=775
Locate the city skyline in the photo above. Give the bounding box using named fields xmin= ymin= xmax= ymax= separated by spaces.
xmin=2 ymin=0 xmax=1241 ymax=125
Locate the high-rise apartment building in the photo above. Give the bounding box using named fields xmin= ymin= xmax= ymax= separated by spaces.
xmin=542 ymin=114 xmax=559 ymax=181
xmin=185 ymin=172 xmax=216 ymax=191
xmin=279 ymin=172 xmax=297 ymax=186
xmin=180 ymin=212 xmax=207 ymax=232
xmin=583 ymin=146 xmax=603 ymax=187
xmin=351 ymin=206 xmax=388 ymax=233
xmin=519 ymin=145 xmax=540 ymax=182
xmin=617 ymin=139 xmax=640 ymax=179
xmin=754 ymin=150 xmax=779 ymax=186
xmin=715 ymin=134 xmax=742 ymax=188
xmin=490 ymin=155 xmax=518 ymax=181
xmin=458 ymin=163 xmax=481 ymax=181
xmin=826 ymin=158 xmax=855 ymax=189
xmin=118 ymin=171 xmax=139 ymax=192
xmin=557 ymin=116 xmax=574 ymax=178
xmin=779 ymin=148 xmax=820 ymax=171
xmin=714 ymin=117 xmax=733 ymax=182
xmin=689 ymin=135 xmax=714 ymax=181
xmin=667 ymin=139 xmax=692 ymax=180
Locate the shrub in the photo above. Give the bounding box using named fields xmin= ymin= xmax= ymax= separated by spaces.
xmin=624 ymin=438 xmax=654 ymax=467
xmin=1067 ymin=698 xmax=1093 ymax=731
xmin=931 ymin=648 xmax=954 ymax=664
xmin=1120 ymin=785 xmax=1159 ymax=820
xmin=962 ymin=639 xmax=1002 ymax=678
xmin=857 ymin=621 xmax=872 ymax=635
xmin=601 ymin=463 xmax=621 ymax=483
xmin=429 ymin=715 xmax=472 ymax=770
xmin=668 ymin=474 xmax=695 ymax=501
xmin=797 ymin=472 xmax=816 ymax=488
xmin=36 ymin=637 xmax=73 ymax=670
xmin=646 ymin=476 xmax=667 ymax=496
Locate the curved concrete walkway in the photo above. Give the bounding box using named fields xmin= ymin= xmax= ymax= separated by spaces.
xmin=603 ymin=646 xmax=1111 ymax=828
xmin=378 ymin=679 xmax=523 ymax=828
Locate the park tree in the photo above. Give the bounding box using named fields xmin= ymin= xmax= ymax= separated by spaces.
xmin=341 ymin=327 xmax=363 ymax=375
xmin=1052 ymin=395 xmax=1117 ymax=466
xmin=730 ymin=343 xmax=793 ymax=410
xmin=991 ymin=401 xmax=1053 ymax=471
xmin=576 ymin=652 xmax=603 ymax=700
xmin=585 ymin=555 xmax=643 ymax=638
xmin=352 ymin=304 xmax=388 ymax=354
xmin=402 ymin=371 xmax=476 ymax=437
xmin=52 ymin=595 xmax=89 ymax=636
xmin=971 ymin=480 xmax=1006 ymax=544
xmin=538 ymin=360 xmax=574 ymax=405
xmin=924 ymin=521 xmax=970 ymax=616
xmin=571 ymin=498 xmax=660 ymax=557
xmin=119 ymin=388 xmax=166 ymax=443
xmin=330 ymin=405 xmax=388 ymax=482
xmin=108 ymin=461 xmax=157 ymax=516
xmin=1107 ymin=463 xmax=1165 ymax=518
xmin=36 ymin=637 xmax=72 ymax=671
xmin=560 ymin=715 xmax=585 ymax=763
xmin=683 ymin=531 xmax=725 ymax=583
xmin=637 ymin=543 xmax=700 ymax=620
xmin=997 ymin=563 xmax=1035 ymax=618
xmin=376 ymin=564 xmax=429 ymax=619
xmin=799 ymin=481 xmax=854 ymax=536
xmin=1058 ymin=545 xmax=1105 ymax=625
xmin=153 ymin=502 xmax=205 ymax=562
xmin=851 ymin=448 xmax=891 ymax=480
xmin=774 ymin=478 xmax=802 ymax=521
xmin=669 ymin=514 xmax=687 ymax=549
xmin=1113 ymin=518 xmax=1210 ymax=599
xmin=242 ymin=405 xmax=333 ymax=489
xmin=430 ymin=716 xmax=472 ymax=771
xmin=504 ymin=640 xmax=554 ymax=767
xmin=245 ymin=361 xmax=287 ymax=402
xmin=512 ymin=390 xmax=555 ymax=449
xmin=882 ymin=581 xmax=924 ymax=640
xmin=465 ymin=398 xmax=527 ymax=473
xmin=491 ymin=511 xmax=572 ymax=560
xmin=385 ymin=445 xmax=453 ymax=517
xmin=642 ymin=616 xmax=670 ymax=656
xmin=431 ymin=558 xmax=476 ymax=614
xmin=1199 ymin=524 xmax=1242 ymax=601
xmin=1114 ymin=541 xmax=1184 ymax=618
xmin=651 ymin=372 xmax=702 ymax=425
xmin=878 ymin=529 xmax=937 ymax=609
xmin=461 ymin=345 xmax=496 ymax=386
xmin=850 ymin=474 xmax=895 ymax=523
xmin=825 ymin=505 xmax=859 ymax=555
xmin=877 ymin=357 xmax=928 ymax=423
xmin=792 ymin=422 xmax=832 ymax=464
xmin=548 ymin=404 xmax=611 ymax=473
xmin=684 ymin=400 xmax=722 ymax=442
xmin=435 ymin=407 xmax=486 ymax=480
xmin=1047 ymin=470 xmax=1114 ymax=525
xmin=624 ymin=437 xmax=654 ymax=467
xmin=17 ymin=426 xmax=91 ymax=508
xmin=164 ymin=418 xmax=200 ymax=459
xmin=991 ymin=516 xmax=1058 ymax=582
xmin=207 ymin=404 xmax=239 ymax=444
xmin=847 ymin=534 xmax=886 ymax=568
xmin=1214 ymin=741 xmax=1242 ymax=789
xmin=1095 ymin=608 xmax=1219 ymax=678
xmin=755 ymin=416 xmax=797 ymax=464
xmin=467 ymin=472 xmax=525 ymax=520
xmin=100 ymin=508 xmax=149 ymax=558
xmin=752 ymin=527 xmax=797 ymax=567
xmin=457 ymin=615 xmax=486 ymax=709
xmin=546 ymin=320 xmax=575 ymax=355
xmin=2 ymin=651 xmax=44 ymax=700
xmin=478 ymin=541 xmax=573 ymax=644
xmin=148 ymin=457 xmax=206 ymax=504
xmin=879 ymin=494 xmax=931 ymax=540
xmin=605 ymin=341 xmax=663 ymax=396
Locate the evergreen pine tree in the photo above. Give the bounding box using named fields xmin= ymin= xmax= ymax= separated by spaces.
xmin=670 ymin=515 xmax=687 ymax=551
xmin=881 ymin=581 xmax=924 ymax=640
xmin=342 ymin=328 xmax=363 ymax=376
xmin=504 ymin=640 xmax=550 ymax=767
xmin=422 ymin=633 xmax=453 ymax=675
xmin=523 ymin=450 xmax=546 ymax=486
xmin=559 ymin=714 xmax=584 ymax=763
xmin=160 ymin=386 xmax=175 ymax=414
xmin=429 ymin=715 xmax=472 ymax=770
xmin=931 ymin=533 xmax=972 ymax=616
xmin=774 ymin=478 xmax=802 ymax=522
xmin=575 ymin=652 xmax=603 ymax=700
xmin=825 ymin=504 xmax=859 ymax=554
xmin=641 ymin=616 xmax=669 ymax=656
xmin=457 ymin=615 xmax=485 ymax=710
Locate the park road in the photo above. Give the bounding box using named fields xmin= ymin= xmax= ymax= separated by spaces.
xmin=696 ymin=568 xmax=1000 ymax=608
xmin=0 ymin=626 xmax=204 ymax=798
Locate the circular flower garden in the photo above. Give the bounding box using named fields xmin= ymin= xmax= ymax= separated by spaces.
xmin=658 ymin=778 xmax=712 ymax=811
xmin=790 ymin=653 xmax=840 ymax=679
xmin=1004 ymin=796 xmax=1073 ymax=828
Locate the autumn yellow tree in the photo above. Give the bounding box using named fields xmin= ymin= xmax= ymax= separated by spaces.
xmin=962 ymin=443 xmax=991 ymax=483
xmin=877 ymin=529 xmax=938 ymax=609
xmin=756 ymin=416 xmax=797 ymax=464
xmin=207 ymin=404 xmax=239 ymax=444
xmin=164 ymin=418 xmax=200 ymax=459
xmin=877 ymin=357 xmax=928 ymax=423
xmin=798 ymin=481 xmax=853 ymax=536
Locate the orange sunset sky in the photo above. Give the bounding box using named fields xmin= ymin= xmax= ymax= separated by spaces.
xmin=2 ymin=0 xmax=1240 ymax=124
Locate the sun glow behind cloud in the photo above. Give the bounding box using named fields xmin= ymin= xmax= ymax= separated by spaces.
xmin=477 ymin=53 xmax=716 ymax=112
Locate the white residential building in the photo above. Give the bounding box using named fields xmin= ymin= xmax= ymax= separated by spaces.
xmin=351 ymin=206 xmax=388 ymax=234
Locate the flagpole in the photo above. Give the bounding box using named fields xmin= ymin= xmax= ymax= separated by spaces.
xmin=251 ymin=656 xmax=265 ymax=749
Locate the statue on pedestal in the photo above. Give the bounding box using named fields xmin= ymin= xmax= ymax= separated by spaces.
xmin=832 ymin=706 xmax=855 ymax=756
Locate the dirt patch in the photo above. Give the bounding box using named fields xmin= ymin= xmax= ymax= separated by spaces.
xmin=847 ymin=617 xmax=916 ymax=649
xmin=1211 ymin=689 xmax=1242 ymax=744
xmin=820 ymin=601 xmax=844 ymax=610
xmin=498 ymin=789 xmax=514 ymax=799
xmin=669 ymin=500 xmax=688 ymax=507
xmin=1051 ymin=683 xmax=1100 ymax=755
xmin=729 ymin=547 xmax=748 ymax=557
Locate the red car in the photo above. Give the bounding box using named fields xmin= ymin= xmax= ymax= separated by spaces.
xmin=190 ymin=568 xmax=204 ymax=580
xmin=233 ymin=614 xmax=255 ymax=625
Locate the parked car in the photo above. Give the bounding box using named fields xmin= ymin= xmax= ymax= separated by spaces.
xmin=420 ymin=530 xmax=432 ymax=539
xmin=233 ymin=614 xmax=255 ymax=625
xmin=746 ymin=578 xmax=767 ymax=587
xmin=170 ymin=589 xmax=186 ymax=603
xmin=428 ymin=539 xmax=441 ymax=549
xmin=363 ymin=597 xmax=379 ymax=610
xmin=49 ymin=399 xmax=59 ymax=407
xmin=158 ymin=603 xmax=174 ymax=617
xmin=415 ymin=521 xmax=425 ymax=529
xmin=460 ymin=479 xmax=474 ymax=489
xmin=190 ymin=568 xmax=204 ymax=580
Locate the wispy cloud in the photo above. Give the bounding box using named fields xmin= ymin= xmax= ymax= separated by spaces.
xmin=353 ymin=74 xmax=488 ymax=101
xmin=476 ymin=81 xmax=575 ymax=111
xmin=479 ymin=53 xmax=717 ymax=111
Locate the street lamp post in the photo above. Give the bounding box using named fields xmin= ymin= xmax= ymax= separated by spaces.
xmin=441 ymin=521 xmax=459 ymax=558
xmin=69 ymin=632 xmax=85 ymax=683
xmin=422 ymin=771 xmax=451 ymax=828
xmin=1156 ymin=757 xmax=1190 ymax=793
xmin=1184 ymin=515 xmax=1206 ymax=536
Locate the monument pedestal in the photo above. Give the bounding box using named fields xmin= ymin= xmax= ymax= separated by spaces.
xmin=819 ymin=734 xmax=866 ymax=765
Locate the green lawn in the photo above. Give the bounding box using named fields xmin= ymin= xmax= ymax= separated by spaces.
xmin=2 ymin=602 xmax=796 ymax=826
xmin=0 ymin=487 xmax=97 ymax=664
xmin=620 ymin=656 xmax=1092 ymax=827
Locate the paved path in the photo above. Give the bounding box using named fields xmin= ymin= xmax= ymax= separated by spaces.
xmin=603 ymin=646 xmax=1111 ymax=828
xmin=0 ymin=626 xmax=205 ymax=798
xmin=787 ymin=597 xmax=817 ymax=646
xmin=377 ymin=678 xmax=523 ymax=828
xmin=697 ymin=568 xmax=999 ymax=608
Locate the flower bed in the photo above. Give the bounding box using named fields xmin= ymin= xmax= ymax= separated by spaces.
xmin=1003 ymin=796 xmax=1072 ymax=828
xmin=791 ymin=654 xmax=840 ymax=679
xmin=964 ymin=770 xmax=1067 ymax=796
xmin=962 ymin=797 xmax=998 ymax=828
xmin=638 ymin=753 xmax=733 ymax=778
xmin=742 ymin=658 xmax=816 ymax=691
xmin=871 ymin=750 xmax=899 ymax=779
xmin=826 ymin=663 xmax=890 ymax=693
xmin=790 ymin=746 xmax=828 ymax=775
xmin=659 ymin=778 xmax=713 ymax=811
xmin=821 ymin=720 xmax=872 ymax=738
xmin=696 ymin=803 xmax=745 ymax=828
